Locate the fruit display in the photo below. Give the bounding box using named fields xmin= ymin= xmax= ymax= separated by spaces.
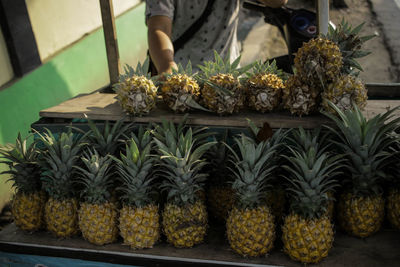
xmin=75 ymin=149 xmax=118 ymax=245
xmin=38 ymin=129 xmax=86 ymax=238
xmin=113 ymin=127 xmax=159 ymax=249
xmin=0 ymin=134 xmax=45 ymax=232
xmin=113 ymin=58 xmax=158 ymax=116
xmin=323 ymin=103 xmax=400 ymax=238
xmin=282 ymin=127 xmax=342 ymax=263
xmin=225 ymin=134 xmax=277 ymax=257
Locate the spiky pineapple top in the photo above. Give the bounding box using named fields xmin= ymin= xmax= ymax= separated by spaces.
xmin=282 ymin=129 xmax=342 ymax=219
xmin=153 ymin=120 xmax=216 ymax=206
xmin=0 ymin=133 xmax=42 ymax=194
xmin=294 ymin=37 xmax=343 ymax=86
xmin=112 ymin=127 xmax=156 ymax=208
xmin=325 ymin=19 xmax=375 ymax=76
xmin=113 ymin=58 xmax=158 ymax=116
xmin=226 ymin=134 xmax=277 ymax=209
xmin=323 ymin=102 xmax=400 ymax=196
xmin=161 ymin=61 xmax=207 ymax=113
xmin=39 ymin=129 xmax=86 ymax=200
xmin=75 ymin=149 xmax=113 ymax=204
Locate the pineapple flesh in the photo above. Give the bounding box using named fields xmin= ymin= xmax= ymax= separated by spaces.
xmin=75 ymin=149 xmax=118 ymax=245
xmin=0 ymin=134 xmax=45 ymax=232
xmin=113 ymin=58 xmax=158 ymax=116
xmin=225 ymin=134 xmax=276 ymax=257
xmin=113 ymin=127 xmax=160 ymax=249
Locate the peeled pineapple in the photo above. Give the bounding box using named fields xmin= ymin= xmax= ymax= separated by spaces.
xmin=114 ymin=58 xmax=157 ymax=116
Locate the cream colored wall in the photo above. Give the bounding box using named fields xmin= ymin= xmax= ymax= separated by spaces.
xmin=26 ymin=0 xmax=141 ymax=61
xmin=0 ymin=28 xmax=14 ymax=87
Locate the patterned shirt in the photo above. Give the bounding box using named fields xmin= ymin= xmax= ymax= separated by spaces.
xmin=145 ymin=0 xmax=242 ymax=72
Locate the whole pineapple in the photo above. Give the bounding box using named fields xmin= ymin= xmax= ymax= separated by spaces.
xmin=199 ymin=51 xmax=251 ymax=115
xmin=282 ymin=132 xmax=342 ymax=264
xmin=113 ymin=58 xmax=158 ymax=116
xmin=0 ymin=134 xmax=46 ymax=232
xmin=323 ymin=102 xmax=400 ymax=238
xmin=75 ymin=149 xmax=118 ymax=245
xmin=39 ymin=129 xmax=86 ymax=238
xmin=153 ymin=121 xmax=216 ymax=248
xmin=161 ymin=61 xmax=207 ymax=113
xmin=113 ymin=127 xmax=160 ymax=249
xmin=225 ymin=134 xmax=276 ymax=257
xmin=321 ymin=20 xmax=374 ymax=113
xmin=244 ymin=60 xmax=285 ymax=113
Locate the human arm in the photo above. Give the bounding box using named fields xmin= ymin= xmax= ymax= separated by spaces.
xmin=258 ymin=0 xmax=288 ymax=8
xmin=147 ymin=15 xmax=178 ymax=74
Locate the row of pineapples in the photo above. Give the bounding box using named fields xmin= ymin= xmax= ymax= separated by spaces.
xmin=1 ymin=102 xmax=400 ymax=263
xmin=114 ymin=20 xmax=373 ymax=117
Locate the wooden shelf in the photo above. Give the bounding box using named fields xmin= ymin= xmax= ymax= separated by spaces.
xmin=39 ymin=92 xmax=400 ymax=128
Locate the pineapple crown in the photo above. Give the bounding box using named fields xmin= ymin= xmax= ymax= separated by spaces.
xmin=325 ymin=19 xmax=375 ymax=75
xmin=386 ymin=133 xmax=400 ymax=188
xmin=153 ymin=121 xmax=216 ymax=206
xmin=226 ymin=134 xmax=277 ymax=209
xmin=74 ymin=148 xmax=113 ymax=204
xmin=81 ymin=118 xmax=134 ymax=157
xmin=0 ymin=133 xmax=42 ymax=194
xmin=322 ymin=101 xmax=400 ymax=196
xmin=165 ymin=61 xmax=196 ymax=78
xmin=288 ymin=127 xmax=332 ymax=157
xmin=118 ymin=57 xmax=151 ymax=81
xmin=38 ymin=128 xmax=87 ymax=200
xmin=112 ymin=126 xmax=157 ymax=207
xmin=246 ymin=60 xmax=285 ymax=80
xmin=282 ymin=144 xmax=343 ymax=219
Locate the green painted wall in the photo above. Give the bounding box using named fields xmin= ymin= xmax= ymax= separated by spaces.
xmin=0 ymin=3 xmax=147 ymax=210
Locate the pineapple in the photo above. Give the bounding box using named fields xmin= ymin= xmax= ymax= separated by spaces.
xmin=113 ymin=127 xmax=160 ymax=249
xmin=0 ymin=133 xmax=46 ymax=232
xmin=113 ymin=58 xmax=158 ymax=116
xmin=282 ymin=74 xmax=321 ymax=116
xmin=321 ymin=20 xmax=374 ymax=113
xmin=75 ymin=149 xmax=118 ymax=245
xmin=206 ymin=130 xmax=235 ymax=222
xmin=153 ymin=121 xmax=216 ymax=248
xmin=323 ymin=102 xmax=400 ymax=238
xmin=39 ymin=129 xmax=86 ymax=238
xmin=198 ymin=51 xmax=251 ymax=115
xmin=387 ymin=188 xmax=400 ymax=230
xmin=225 ymin=134 xmax=277 ymax=257
xmin=244 ymin=60 xmax=285 ymax=113
xmin=161 ymin=61 xmax=207 ymax=113
xmin=282 ymin=130 xmax=342 ymax=263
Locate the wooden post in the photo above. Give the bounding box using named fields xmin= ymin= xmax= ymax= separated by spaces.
xmin=99 ymin=0 xmax=121 ymax=85
xmin=316 ymin=0 xmax=329 ymax=35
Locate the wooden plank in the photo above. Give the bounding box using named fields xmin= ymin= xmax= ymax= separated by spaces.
xmin=99 ymin=0 xmax=121 ymax=85
xmin=39 ymin=92 xmax=400 ymax=128
xmin=366 ymin=83 xmax=400 ymax=98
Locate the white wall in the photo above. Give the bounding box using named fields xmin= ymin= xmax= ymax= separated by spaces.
xmin=0 ymin=28 xmax=14 ymax=87
xmin=26 ymin=0 xmax=141 ymax=61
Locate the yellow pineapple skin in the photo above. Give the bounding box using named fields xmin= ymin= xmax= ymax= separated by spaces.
xmin=387 ymin=188 xmax=400 ymax=230
xmin=226 ymin=206 xmax=275 ymax=257
xmin=207 ymin=186 xmax=235 ymax=222
xmin=295 ymin=37 xmax=342 ymax=86
xmin=119 ymin=204 xmax=160 ymax=249
xmin=78 ymin=202 xmax=118 ymax=245
xmin=322 ymin=75 xmax=368 ymax=114
xmin=12 ymin=191 xmax=46 ymax=232
xmin=161 ymin=74 xmax=200 ymax=113
xmin=202 ymin=74 xmax=243 ymax=115
xmin=45 ymin=198 xmax=78 ymax=238
xmin=337 ymin=193 xmax=384 ymax=238
xmin=282 ymin=213 xmax=333 ymax=264
xmin=246 ymin=73 xmax=284 ymax=113
xmin=162 ymin=201 xmax=207 ymax=248
xmin=283 ymin=75 xmax=321 ymax=116
xmin=116 ymin=76 xmax=157 ymax=116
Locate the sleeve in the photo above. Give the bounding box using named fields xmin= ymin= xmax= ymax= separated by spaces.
xmin=145 ymin=0 xmax=175 ymax=21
